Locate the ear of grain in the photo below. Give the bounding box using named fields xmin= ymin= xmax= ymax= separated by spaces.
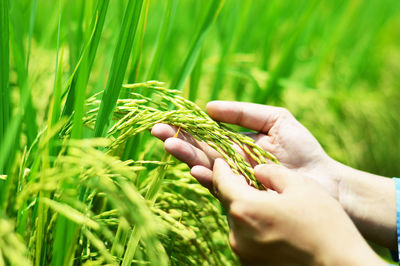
xmin=114 ymin=81 xmax=279 ymax=189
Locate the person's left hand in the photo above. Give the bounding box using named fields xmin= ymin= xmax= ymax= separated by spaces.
xmin=212 ymin=159 xmax=385 ymax=266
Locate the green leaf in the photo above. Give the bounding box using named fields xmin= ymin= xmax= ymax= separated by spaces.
xmin=63 ymin=0 xmax=109 ymax=139
xmin=0 ymin=0 xmax=10 ymax=147
xmin=170 ymin=0 xmax=225 ymax=91
xmin=94 ymin=0 xmax=145 ymax=138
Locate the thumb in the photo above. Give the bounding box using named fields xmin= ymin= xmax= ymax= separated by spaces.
xmin=254 ymin=164 xmax=295 ymax=193
xmin=213 ymin=159 xmax=252 ymax=207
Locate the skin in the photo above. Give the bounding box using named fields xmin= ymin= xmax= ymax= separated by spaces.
xmin=212 ymin=159 xmax=385 ymax=265
xmin=151 ymin=101 xmax=395 ymax=264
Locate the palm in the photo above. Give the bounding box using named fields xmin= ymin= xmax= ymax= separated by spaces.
xmin=253 ymin=115 xmax=327 ymax=169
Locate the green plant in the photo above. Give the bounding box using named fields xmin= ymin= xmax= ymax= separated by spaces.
xmin=1 ymin=0 xmax=399 ymax=264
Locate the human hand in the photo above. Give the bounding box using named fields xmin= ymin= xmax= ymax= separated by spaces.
xmin=151 ymin=101 xmax=397 ymax=249
xmin=212 ymin=159 xmax=384 ymax=266
xmin=151 ymin=101 xmax=338 ymax=197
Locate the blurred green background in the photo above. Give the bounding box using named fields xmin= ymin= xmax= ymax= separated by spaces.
xmin=21 ymin=0 xmax=400 ymax=175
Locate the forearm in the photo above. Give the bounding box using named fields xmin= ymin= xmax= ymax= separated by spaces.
xmin=328 ymin=158 xmax=396 ymax=249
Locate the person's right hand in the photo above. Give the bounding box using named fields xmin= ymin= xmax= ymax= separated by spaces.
xmin=210 ymin=159 xmax=385 ymax=266
xmin=152 ymin=101 xmax=339 ymax=197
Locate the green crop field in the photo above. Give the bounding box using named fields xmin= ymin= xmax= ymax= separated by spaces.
xmin=0 ymin=0 xmax=399 ymax=265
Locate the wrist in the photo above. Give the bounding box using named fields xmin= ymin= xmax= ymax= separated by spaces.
xmin=317 ymin=239 xmax=386 ymax=266
xmin=325 ymin=158 xmax=397 ymax=248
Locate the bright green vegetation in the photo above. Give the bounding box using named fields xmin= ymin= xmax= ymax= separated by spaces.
xmin=0 ymin=0 xmax=400 ymax=265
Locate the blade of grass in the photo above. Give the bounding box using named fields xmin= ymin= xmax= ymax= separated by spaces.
xmin=0 ymin=0 xmax=10 ymax=156
xmin=9 ymin=0 xmax=38 ymax=147
xmin=62 ymin=0 xmax=109 ymax=119
xmin=49 ymin=49 xmax=64 ymax=156
xmin=308 ymin=0 xmax=359 ymax=87
xmin=256 ymin=0 xmax=319 ymax=104
xmin=145 ymin=0 xmax=178 ymax=81
xmin=210 ymin=1 xmax=241 ymax=100
xmin=94 ymin=0 xmax=144 ymax=138
xmin=51 ymin=3 xmax=110 ymax=264
xmin=35 ymin=1 xmax=62 ymax=264
xmin=126 ymin=0 xmax=149 ymax=85
xmin=66 ymin=0 xmax=85 ymax=72
xmin=25 ymin=0 xmax=38 ymax=70
xmin=122 ymin=0 xmax=178 ymax=162
xmin=70 ymin=2 xmax=108 ymax=140
xmin=170 ymin=0 xmax=225 ymax=91
xmin=188 ymin=48 xmax=203 ymax=102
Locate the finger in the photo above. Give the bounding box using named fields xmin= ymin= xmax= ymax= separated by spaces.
xmin=152 ymin=123 xmax=221 ymax=161
xmin=190 ymin=165 xmax=213 ymax=191
xmin=206 ymin=101 xmax=291 ymax=133
xmin=164 ymin=138 xmax=213 ymax=168
xmin=151 ymin=123 xmax=179 ymax=141
xmin=254 ymin=164 xmax=295 ymax=193
xmin=212 ymin=159 xmax=252 ymax=206
xmin=151 ymin=123 xmax=199 ymax=146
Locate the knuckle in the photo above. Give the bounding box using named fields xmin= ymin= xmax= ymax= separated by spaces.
xmin=277 ymin=107 xmax=292 ymax=118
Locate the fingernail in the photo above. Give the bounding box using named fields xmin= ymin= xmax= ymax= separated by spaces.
xmin=213 ymin=158 xmax=226 ymax=170
xmin=254 ymin=164 xmax=266 ymax=171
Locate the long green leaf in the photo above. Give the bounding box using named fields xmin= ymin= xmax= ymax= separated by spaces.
xmin=126 ymin=0 xmax=150 ymax=86
xmin=9 ymin=1 xmax=38 ymax=147
xmin=257 ymin=0 xmax=319 ymax=104
xmin=94 ymin=0 xmax=144 ymax=137
xmin=0 ymin=0 xmax=10 ymax=148
xmin=62 ymin=0 xmax=109 ymax=120
xmin=70 ymin=1 xmax=109 ymax=139
xmin=170 ymin=0 xmax=225 ymax=91
xmin=145 ymin=0 xmax=178 ymax=81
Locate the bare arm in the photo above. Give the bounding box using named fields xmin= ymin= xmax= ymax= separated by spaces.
xmin=328 ymin=159 xmax=396 ymax=249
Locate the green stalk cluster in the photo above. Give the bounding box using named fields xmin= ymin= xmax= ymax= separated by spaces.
xmin=87 ymin=81 xmax=279 ymax=190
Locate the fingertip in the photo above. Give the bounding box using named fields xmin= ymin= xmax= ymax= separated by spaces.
xmin=205 ymin=101 xmax=221 ymax=112
xmin=254 ymin=163 xmax=277 ymax=174
xmin=163 ymin=137 xmax=181 ymax=154
xmin=151 ymin=123 xmax=176 ymax=140
xmin=213 ymin=158 xmax=225 ymax=168
xmin=206 ymin=101 xmax=231 ymax=117
xmin=254 ymin=164 xmax=290 ymax=193
xmin=191 ymin=166 xmax=213 ymax=189
xmin=150 ymin=123 xmax=165 ymax=135
xmin=213 ymin=158 xmax=232 ymax=174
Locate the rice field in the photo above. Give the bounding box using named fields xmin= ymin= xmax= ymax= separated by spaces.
xmin=1 ymin=0 xmax=400 ymax=265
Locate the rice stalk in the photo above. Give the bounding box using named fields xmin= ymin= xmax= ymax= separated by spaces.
xmin=96 ymin=81 xmax=279 ymax=189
